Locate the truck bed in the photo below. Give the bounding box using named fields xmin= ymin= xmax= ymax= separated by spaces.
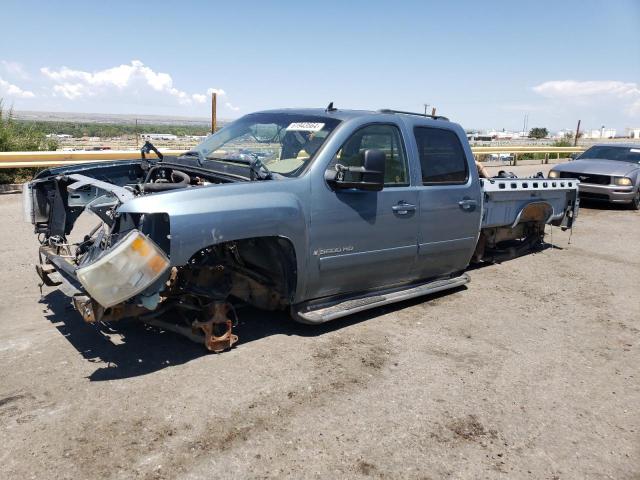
xmin=480 ymin=177 xmax=580 ymax=229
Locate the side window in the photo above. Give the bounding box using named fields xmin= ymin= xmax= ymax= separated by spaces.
xmin=414 ymin=127 xmax=469 ymax=185
xmin=329 ymin=124 xmax=409 ymax=186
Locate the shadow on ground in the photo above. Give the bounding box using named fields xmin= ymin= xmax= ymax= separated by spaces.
xmin=466 ymin=241 xmax=560 ymax=272
xmin=579 ymin=199 xmax=636 ymax=211
xmin=40 ymin=285 xmax=466 ymax=382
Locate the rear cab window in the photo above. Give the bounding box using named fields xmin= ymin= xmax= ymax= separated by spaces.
xmin=414 ymin=127 xmax=469 ymax=185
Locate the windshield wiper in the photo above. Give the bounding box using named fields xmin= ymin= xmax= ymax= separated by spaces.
xmin=206 ymin=154 xmax=273 ymax=180
xmin=178 ymin=150 xmax=205 ymax=166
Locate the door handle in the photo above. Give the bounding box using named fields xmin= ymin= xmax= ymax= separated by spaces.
xmin=458 ymin=199 xmax=477 ymax=212
xmin=392 ymin=202 xmax=416 ymax=215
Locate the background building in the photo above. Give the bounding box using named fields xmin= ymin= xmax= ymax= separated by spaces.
xmin=627 ymin=128 xmax=640 ymax=139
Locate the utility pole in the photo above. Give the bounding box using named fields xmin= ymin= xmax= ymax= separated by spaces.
xmin=135 ymin=118 xmax=139 ymax=149
xmin=211 ymin=92 xmax=217 ymax=133
xmin=574 ymin=119 xmax=581 ymax=146
xmin=423 ymin=104 xmax=430 ymax=115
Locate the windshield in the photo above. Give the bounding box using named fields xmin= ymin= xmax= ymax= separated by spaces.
xmin=193 ymin=113 xmax=341 ymax=177
xmin=579 ymin=146 xmax=640 ymax=163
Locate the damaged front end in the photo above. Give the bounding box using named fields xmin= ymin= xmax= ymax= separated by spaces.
xmin=24 ymin=160 xmax=251 ymax=353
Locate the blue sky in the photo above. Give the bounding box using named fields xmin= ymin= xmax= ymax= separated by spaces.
xmin=0 ymin=0 xmax=638 ymax=131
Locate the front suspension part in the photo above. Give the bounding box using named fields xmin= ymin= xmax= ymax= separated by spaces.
xmin=192 ymin=302 xmax=238 ymax=353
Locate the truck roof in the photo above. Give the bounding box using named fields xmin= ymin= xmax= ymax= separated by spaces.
xmin=256 ymin=108 xmax=449 ymax=122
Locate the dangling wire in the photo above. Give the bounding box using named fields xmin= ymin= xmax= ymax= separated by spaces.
xmin=568 ymin=223 xmax=574 ymax=245
xmin=227 ymin=302 xmax=239 ymax=327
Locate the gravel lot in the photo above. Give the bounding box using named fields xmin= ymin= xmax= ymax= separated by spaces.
xmin=1 ymin=165 xmax=638 ymax=479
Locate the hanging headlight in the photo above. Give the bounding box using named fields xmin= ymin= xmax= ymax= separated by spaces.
xmin=76 ymin=230 xmax=169 ymax=308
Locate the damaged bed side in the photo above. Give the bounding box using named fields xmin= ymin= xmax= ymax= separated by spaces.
xmin=472 ymin=177 xmax=579 ymax=263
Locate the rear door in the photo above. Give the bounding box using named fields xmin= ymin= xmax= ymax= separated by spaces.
xmin=307 ymin=123 xmax=420 ymax=299
xmin=413 ymin=125 xmax=482 ymax=279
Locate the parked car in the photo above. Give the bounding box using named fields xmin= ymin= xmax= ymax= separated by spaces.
xmin=549 ymin=144 xmax=640 ymax=209
xmin=23 ymin=108 xmax=579 ymax=352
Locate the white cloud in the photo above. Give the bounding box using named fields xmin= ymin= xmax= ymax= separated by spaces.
xmin=207 ymin=88 xmax=226 ymax=96
xmin=40 ymin=60 xmax=229 ymax=108
xmin=193 ymin=89 xmax=227 ymax=104
xmin=533 ymin=80 xmax=639 ymax=98
xmin=532 ymin=80 xmax=640 ymax=116
xmin=41 ymin=60 xmax=173 ymax=92
xmin=225 ymin=101 xmax=240 ymax=112
xmin=52 ymin=83 xmax=87 ymax=100
xmin=0 ymin=76 xmax=35 ymax=99
xmin=1 ymin=60 xmax=30 ymax=80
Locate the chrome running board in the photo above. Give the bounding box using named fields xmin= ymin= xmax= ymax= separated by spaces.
xmin=293 ymin=274 xmax=470 ymax=324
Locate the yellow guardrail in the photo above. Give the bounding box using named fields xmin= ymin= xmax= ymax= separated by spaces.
xmin=471 ymin=146 xmax=584 ymax=154
xmin=0 ymin=150 xmax=182 ymax=168
xmin=471 ymin=146 xmax=585 ymax=165
xmin=0 ymin=146 xmax=586 ymax=169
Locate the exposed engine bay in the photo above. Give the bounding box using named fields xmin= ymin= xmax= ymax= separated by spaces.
xmin=29 ymin=157 xmax=233 ymax=237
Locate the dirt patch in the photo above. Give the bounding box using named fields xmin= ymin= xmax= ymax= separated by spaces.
xmin=117 ymin=330 xmax=394 ymax=478
xmin=447 ymin=415 xmax=498 ymax=442
xmin=356 ymin=460 xmax=379 ymax=476
xmin=0 ymin=393 xmax=33 ymax=408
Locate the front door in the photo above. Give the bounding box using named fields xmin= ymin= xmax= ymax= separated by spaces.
xmin=307 ymin=123 xmax=419 ymax=299
xmin=413 ymin=126 xmax=482 ymax=279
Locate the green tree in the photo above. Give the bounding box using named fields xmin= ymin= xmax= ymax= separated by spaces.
xmin=12 ymin=120 xmax=211 ymax=138
xmin=0 ymin=99 xmax=58 ymax=183
xmin=528 ymin=127 xmax=549 ymax=139
xmin=553 ymin=138 xmax=572 ymax=147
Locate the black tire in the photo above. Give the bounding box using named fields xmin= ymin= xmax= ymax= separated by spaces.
xmin=630 ymin=189 xmax=640 ymax=211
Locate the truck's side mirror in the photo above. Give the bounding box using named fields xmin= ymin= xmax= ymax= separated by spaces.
xmin=325 ymin=149 xmax=386 ymax=192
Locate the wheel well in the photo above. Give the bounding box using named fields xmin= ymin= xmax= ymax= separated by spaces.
xmin=180 ymin=236 xmax=297 ymax=310
xmin=230 ymin=236 xmax=297 ymax=303
xmin=511 ymin=201 xmax=553 ymax=228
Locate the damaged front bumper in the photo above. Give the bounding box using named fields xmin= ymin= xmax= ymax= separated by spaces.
xmin=36 ymin=240 xmax=238 ymax=353
xmin=25 ymin=165 xmax=245 ymax=353
xmin=36 ymin=229 xmax=170 ymax=322
xmin=35 ymin=224 xmax=240 ymax=353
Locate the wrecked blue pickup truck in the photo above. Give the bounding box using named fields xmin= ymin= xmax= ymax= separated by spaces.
xmin=24 ymin=107 xmax=579 ymax=352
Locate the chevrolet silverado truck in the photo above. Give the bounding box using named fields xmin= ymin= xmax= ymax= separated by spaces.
xmin=23 ymin=107 xmax=579 ymax=352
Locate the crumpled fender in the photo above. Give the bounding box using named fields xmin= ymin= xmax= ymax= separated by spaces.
xmin=117 ymin=178 xmax=309 ymax=273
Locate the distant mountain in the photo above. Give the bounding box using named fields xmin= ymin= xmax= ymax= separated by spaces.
xmin=12 ymin=110 xmax=226 ymax=126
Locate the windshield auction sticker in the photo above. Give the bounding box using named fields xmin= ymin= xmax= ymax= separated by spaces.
xmin=286 ymin=122 xmax=325 ymax=132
